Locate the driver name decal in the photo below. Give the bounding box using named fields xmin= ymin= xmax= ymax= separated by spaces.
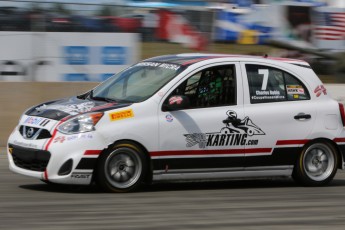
xmin=184 ymin=110 xmax=265 ymax=148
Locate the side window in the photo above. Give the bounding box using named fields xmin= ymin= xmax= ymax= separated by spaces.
xmin=246 ymin=64 xmax=310 ymax=104
xmin=168 ymin=65 xmax=237 ymax=109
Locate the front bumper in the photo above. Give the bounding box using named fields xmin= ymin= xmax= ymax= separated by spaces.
xmin=7 ymin=125 xmax=108 ymax=185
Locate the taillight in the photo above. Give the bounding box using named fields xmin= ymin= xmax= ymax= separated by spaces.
xmin=339 ymin=103 xmax=345 ymax=127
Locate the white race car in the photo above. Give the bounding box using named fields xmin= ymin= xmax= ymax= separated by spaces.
xmin=7 ymin=54 xmax=345 ymax=192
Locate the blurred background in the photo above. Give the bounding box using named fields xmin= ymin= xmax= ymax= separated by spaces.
xmin=0 ymin=0 xmax=344 ymax=83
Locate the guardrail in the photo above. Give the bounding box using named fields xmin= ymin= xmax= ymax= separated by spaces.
xmin=0 ymin=82 xmax=344 ymax=147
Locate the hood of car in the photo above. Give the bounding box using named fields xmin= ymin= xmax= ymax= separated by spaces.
xmin=25 ymin=96 xmax=131 ymax=120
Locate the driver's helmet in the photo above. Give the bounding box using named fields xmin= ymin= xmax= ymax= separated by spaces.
xmin=226 ymin=110 xmax=237 ymax=119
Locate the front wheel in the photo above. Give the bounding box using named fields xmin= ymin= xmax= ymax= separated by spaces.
xmin=96 ymin=143 xmax=147 ymax=192
xmin=293 ymin=141 xmax=338 ymax=186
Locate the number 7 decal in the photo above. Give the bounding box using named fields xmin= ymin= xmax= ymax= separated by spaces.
xmin=259 ymin=69 xmax=269 ymax=90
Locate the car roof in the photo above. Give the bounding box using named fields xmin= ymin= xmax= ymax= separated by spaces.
xmin=144 ymin=53 xmax=310 ymax=68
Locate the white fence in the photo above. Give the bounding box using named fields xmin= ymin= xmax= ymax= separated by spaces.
xmin=0 ymin=32 xmax=139 ymax=81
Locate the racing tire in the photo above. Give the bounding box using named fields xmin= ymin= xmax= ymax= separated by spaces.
xmin=292 ymin=141 xmax=338 ymax=186
xmin=96 ymin=142 xmax=147 ymax=193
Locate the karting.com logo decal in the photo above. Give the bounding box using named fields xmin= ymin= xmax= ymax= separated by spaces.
xmin=184 ymin=110 xmax=265 ymax=148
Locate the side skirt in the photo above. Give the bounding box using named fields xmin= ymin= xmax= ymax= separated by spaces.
xmin=152 ymin=166 xmax=293 ymax=182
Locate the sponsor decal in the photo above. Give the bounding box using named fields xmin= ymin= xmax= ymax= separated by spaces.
xmin=314 ymin=85 xmax=327 ymax=97
xmin=184 ymin=110 xmax=265 ymax=148
xmin=109 ymin=109 xmax=134 ymax=121
xmin=286 ymin=85 xmax=305 ymax=95
xmin=166 ymin=114 xmax=173 ymax=122
xmin=169 ymin=96 xmax=183 ymax=105
xmin=136 ymin=62 xmax=180 ymax=71
xmin=71 ymin=172 xmax=92 ymax=179
xmin=35 ymin=102 xmax=95 ymax=115
xmin=53 ymin=134 xmax=93 ymax=144
xmin=102 ymin=46 xmax=127 ymax=65
xmin=159 ymin=63 xmax=180 ymax=71
xmin=64 ymin=46 xmax=89 ymax=65
xmin=13 ymin=140 xmax=38 ymax=149
xmin=53 ymin=136 xmax=66 ymax=143
xmin=24 ymin=117 xmax=50 ymax=127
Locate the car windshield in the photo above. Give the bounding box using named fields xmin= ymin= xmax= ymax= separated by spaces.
xmin=91 ymin=62 xmax=185 ymax=103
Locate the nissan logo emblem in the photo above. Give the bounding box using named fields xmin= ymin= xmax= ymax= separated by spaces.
xmin=26 ymin=127 xmax=35 ymax=138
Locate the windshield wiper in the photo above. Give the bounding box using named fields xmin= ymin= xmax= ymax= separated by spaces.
xmin=88 ymin=90 xmax=135 ymax=103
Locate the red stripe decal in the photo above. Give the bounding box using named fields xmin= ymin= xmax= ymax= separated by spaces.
xmin=276 ymin=140 xmax=309 ymax=145
xmin=182 ymin=57 xmax=211 ymax=66
xmin=44 ymin=129 xmax=58 ymax=151
xmin=334 ymin=138 xmax=345 ymax=142
xmin=44 ymin=170 xmax=48 ymax=181
xmin=44 ymin=120 xmax=64 ymax=151
xmin=150 ymin=148 xmax=272 ymax=157
xmin=182 ymin=56 xmax=232 ymax=66
xmin=151 ymin=149 xmax=244 ymax=157
xmin=84 ymin=150 xmax=102 ymax=155
xmin=245 ymin=148 xmax=272 ymax=154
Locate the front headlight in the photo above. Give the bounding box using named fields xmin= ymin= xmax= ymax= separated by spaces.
xmin=57 ymin=112 xmax=103 ymax=134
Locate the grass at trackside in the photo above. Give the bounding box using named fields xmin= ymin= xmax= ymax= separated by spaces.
xmin=141 ymin=42 xmax=338 ymax=83
xmin=319 ymin=75 xmax=338 ymax=84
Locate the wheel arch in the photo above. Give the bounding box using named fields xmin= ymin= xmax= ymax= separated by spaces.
xmin=92 ymin=139 xmax=153 ymax=184
xmin=304 ymin=138 xmax=343 ymax=169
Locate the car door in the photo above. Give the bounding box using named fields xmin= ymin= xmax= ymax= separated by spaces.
xmin=155 ymin=62 xmax=246 ymax=176
xmin=241 ymin=62 xmax=317 ymax=169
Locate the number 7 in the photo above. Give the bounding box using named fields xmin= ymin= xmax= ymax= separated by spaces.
xmin=259 ymin=69 xmax=269 ymax=90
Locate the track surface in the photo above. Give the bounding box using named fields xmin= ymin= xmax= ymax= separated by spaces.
xmin=1 ymin=148 xmax=345 ymax=229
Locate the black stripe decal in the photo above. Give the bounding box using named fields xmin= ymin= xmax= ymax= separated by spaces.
xmin=153 ymin=157 xmax=243 ymax=171
xmin=244 ymin=147 xmax=301 ymax=167
xmin=152 ymin=147 xmax=301 ymax=171
xmin=76 ymin=158 xmax=97 ymax=170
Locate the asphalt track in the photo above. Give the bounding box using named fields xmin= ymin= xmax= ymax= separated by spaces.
xmin=1 ymin=148 xmax=345 ymax=230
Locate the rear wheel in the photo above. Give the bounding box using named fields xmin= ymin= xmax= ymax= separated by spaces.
xmin=293 ymin=141 xmax=338 ymax=186
xmin=96 ymin=142 xmax=147 ymax=192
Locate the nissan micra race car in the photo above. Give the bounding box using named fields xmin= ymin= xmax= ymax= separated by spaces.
xmin=7 ymin=54 xmax=345 ymax=192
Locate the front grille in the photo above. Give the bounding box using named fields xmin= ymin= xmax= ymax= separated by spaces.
xmin=19 ymin=126 xmax=52 ymax=139
xmin=10 ymin=144 xmax=51 ymax=172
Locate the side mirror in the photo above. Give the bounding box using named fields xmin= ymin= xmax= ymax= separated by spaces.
xmin=162 ymin=95 xmax=190 ymax=111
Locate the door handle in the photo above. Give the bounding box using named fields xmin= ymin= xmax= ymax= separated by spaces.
xmin=294 ymin=113 xmax=311 ymax=120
